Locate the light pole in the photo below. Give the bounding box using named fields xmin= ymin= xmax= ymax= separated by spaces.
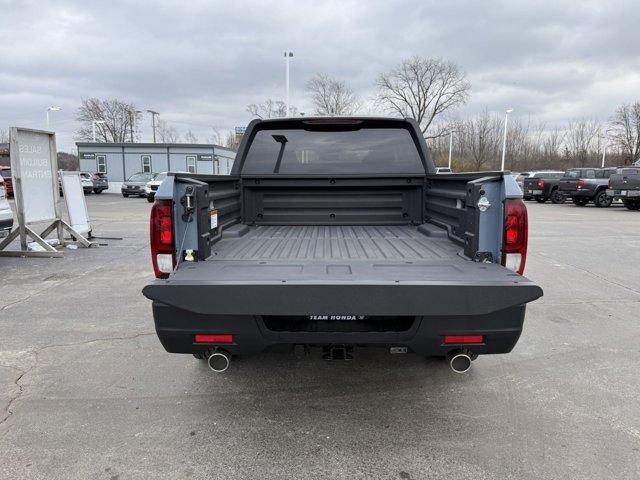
xmin=92 ymin=120 xmax=105 ymax=142
xmin=448 ymin=130 xmax=454 ymax=170
xmin=147 ymin=110 xmax=159 ymax=143
xmin=500 ymin=108 xmax=513 ymax=171
xmin=46 ymin=106 xmax=61 ymax=128
xmin=284 ymin=51 xmax=293 ymax=117
xmin=129 ymin=109 xmax=142 ymax=142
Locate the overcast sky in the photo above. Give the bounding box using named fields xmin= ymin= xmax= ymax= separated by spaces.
xmin=1 ymin=0 xmax=639 ymax=152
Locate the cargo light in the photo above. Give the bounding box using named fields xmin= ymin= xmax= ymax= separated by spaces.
xmin=501 ymin=198 xmax=528 ymax=275
xmin=194 ymin=334 xmax=234 ymax=344
xmin=444 ymin=335 xmax=484 ymax=344
xmin=150 ymin=200 xmax=175 ymax=279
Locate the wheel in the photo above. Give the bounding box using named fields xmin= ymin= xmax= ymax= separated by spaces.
xmin=593 ymin=190 xmax=612 ymax=208
xmin=147 ymin=196 xmax=154 ymax=203
xmin=572 ymin=197 xmax=589 ymax=206
xmin=550 ymin=189 xmax=565 ymax=204
xmin=534 ymin=196 xmax=547 ymax=203
xmin=93 ymin=188 xmax=102 ymax=194
xmin=623 ymin=199 xmax=640 ymax=210
xmin=122 ymin=193 xmax=129 ymax=198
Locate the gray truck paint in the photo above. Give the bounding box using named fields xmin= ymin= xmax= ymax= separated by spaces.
xmin=143 ymin=117 xmax=542 ymax=359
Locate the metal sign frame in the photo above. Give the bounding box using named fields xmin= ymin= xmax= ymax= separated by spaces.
xmin=60 ymin=171 xmax=92 ymax=237
xmin=0 ymin=127 xmax=91 ymax=257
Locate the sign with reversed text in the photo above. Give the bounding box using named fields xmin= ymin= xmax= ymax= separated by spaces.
xmin=12 ymin=129 xmax=58 ymax=223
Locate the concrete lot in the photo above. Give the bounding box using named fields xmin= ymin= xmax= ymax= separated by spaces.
xmin=1 ymin=195 xmax=639 ymax=479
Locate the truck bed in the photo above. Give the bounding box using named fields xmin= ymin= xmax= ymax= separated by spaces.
xmin=144 ymin=223 xmax=542 ymax=317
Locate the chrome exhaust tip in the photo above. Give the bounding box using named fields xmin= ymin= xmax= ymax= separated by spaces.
xmin=207 ymin=350 xmax=231 ymax=373
xmin=448 ymin=350 xmax=472 ymax=374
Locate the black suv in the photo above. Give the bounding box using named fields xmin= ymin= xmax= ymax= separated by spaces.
xmin=558 ymin=168 xmax=616 ymax=207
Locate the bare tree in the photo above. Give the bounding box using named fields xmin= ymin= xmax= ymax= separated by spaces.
xmin=565 ymin=119 xmax=601 ymax=167
xmin=376 ymin=56 xmax=470 ymax=139
xmin=307 ymin=73 xmax=359 ymax=115
xmin=208 ymin=127 xmax=224 ymax=145
xmin=156 ymin=119 xmax=180 ymax=143
xmin=184 ymin=129 xmax=198 ymax=143
xmin=76 ymin=98 xmax=142 ymax=142
xmin=609 ymin=101 xmax=640 ymax=164
xmin=463 ymin=111 xmax=502 ymax=171
xmin=57 ymin=152 xmax=79 ymax=170
xmin=0 ymin=129 xmax=8 ymax=143
xmin=224 ymin=131 xmax=242 ymax=150
xmin=246 ymin=99 xmax=297 ymax=119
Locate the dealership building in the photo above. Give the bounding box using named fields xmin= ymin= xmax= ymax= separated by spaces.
xmin=76 ymin=142 xmax=236 ymax=192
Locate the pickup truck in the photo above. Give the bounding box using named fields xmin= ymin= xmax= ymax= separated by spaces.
xmin=522 ymin=171 xmax=565 ymax=203
xmin=142 ymin=117 xmax=543 ymax=374
xmin=607 ymin=167 xmax=640 ymax=210
xmin=559 ymin=167 xmax=616 ymax=207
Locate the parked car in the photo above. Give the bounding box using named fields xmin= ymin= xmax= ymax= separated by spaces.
xmin=122 ymin=172 xmax=155 ymax=198
xmin=522 ymin=171 xmax=565 ymax=203
xmin=607 ymin=167 xmax=640 ymax=210
xmin=91 ymin=172 xmax=109 ymax=194
xmin=558 ymin=167 xmax=616 ymax=207
xmin=0 ymin=175 xmax=14 ymax=237
xmin=79 ymin=172 xmax=94 ymax=194
xmin=145 ymin=172 xmax=167 ymax=203
xmin=515 ymin=172 xmax=530 ymax=191
xmin=0 ymin=167 xmax=13 ymax=198
xmin=142 ymin=117 xmax=543 ymax=374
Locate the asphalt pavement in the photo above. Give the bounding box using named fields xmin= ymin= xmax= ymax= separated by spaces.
xmin=1 ymin=194 xmax=639 ymax=479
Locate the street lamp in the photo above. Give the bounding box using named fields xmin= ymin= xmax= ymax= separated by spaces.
xmin=46 ymin=106 xmax=61 ymax=128
xmin=448 ymin=130 xmax=457 ymax=170
xmin=500 ymin=108 xmax=514 ymax=171
xmin=92 ymin=120 xmax=106 ymax=142
xmin=147 ymin=110 xmax=159 ymax=143
xmin=284 ymin=51 xmax=293 ymax=117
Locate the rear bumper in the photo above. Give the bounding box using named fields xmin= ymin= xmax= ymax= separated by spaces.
xmin=607 ymin=189 xmax=640 ymax=199
xmin=121 ymin=187 xmax=146 ymax=195
xmin=151 ymin=301 xmax=529 ymax=357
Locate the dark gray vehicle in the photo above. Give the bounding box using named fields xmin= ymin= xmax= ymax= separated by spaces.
xmin=122 ymin=172 xmax=155 ymax=197
xmin=91 ymin=172 xmax=109 ymax=194
xmin=142 ymin=117 xmax=542 ymax=374
xmin=522 ymin=171 xmax=565 ymax=203
xmin=607 ymin=167 xmax=640 ymax=210
xmin=558 ymin=167 xmax=616 ymax=207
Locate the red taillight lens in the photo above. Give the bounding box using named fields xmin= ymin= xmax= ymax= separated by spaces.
xmin=150 ymin=200 xmax=175 ymax=279
xmin=537 ymin=179 xmax=545 ymax=189
xmin=608 ymin=178 xmax=612 ymax=188
xmin=444 ymin=335 xmax=484 ymax=344
xmin=576 ymin=179 xmax=585 ymax=188
xmin=194 ymin=334 xmax=234 ymax=344
xmin=502 ymin=198 xmax=528 ymax=275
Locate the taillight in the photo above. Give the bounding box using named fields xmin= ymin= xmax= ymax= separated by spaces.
xmin=502 ymin=198 xmax=528 ymax=275
xmin=537 ymin=179 xmax=545 ymax=189
xmin=576 ymin=179 xmax=585 ymax=188
xmin=608 ymin=178 xmax=612 ymax=188
xmin=150 ymin=200 xmax=175 ymax=279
